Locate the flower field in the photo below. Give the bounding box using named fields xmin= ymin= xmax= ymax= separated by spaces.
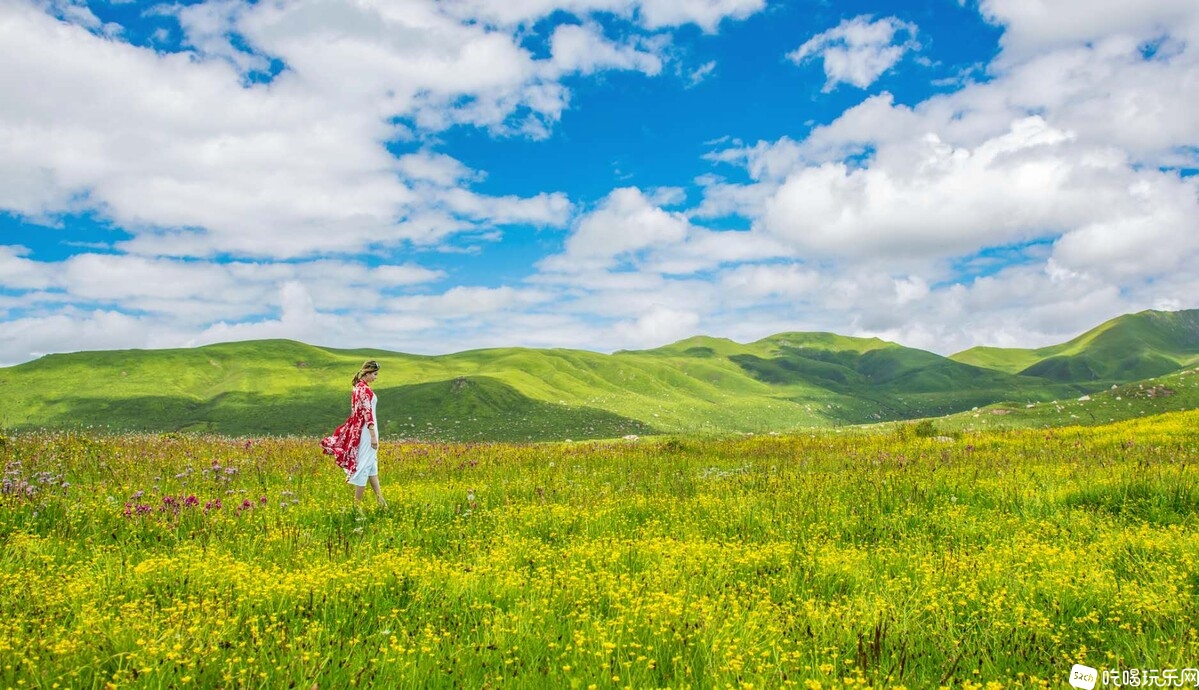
xmin=2 ymin=412 xmax=1199 ymax=689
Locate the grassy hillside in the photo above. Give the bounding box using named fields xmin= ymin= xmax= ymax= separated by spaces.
xmin=904 ymin=365 xmax=1199 ymax=434
xmin=1 ymin=309 xmax=1196 ymax=439
xmin=0 ymin=339 xmax=811 ymax=438
xmin=951 ymin=309 xmax=1199 ymax=381
xmin=698 ymin=332 xmax=1084 ymax=423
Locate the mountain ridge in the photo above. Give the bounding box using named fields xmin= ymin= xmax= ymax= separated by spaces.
xmin=2 ymin=309 xmax=1196 ymax=439
xmin=949 ymin=308 xmax=1199 ymax=381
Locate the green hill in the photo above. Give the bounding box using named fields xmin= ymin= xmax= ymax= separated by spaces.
xmin=951 ymin=309 xmax=1199 ymax=382
xmin=713 ymin=332 xmax=1084 ymax=422
xmin=0 ymin=309 xmax=1196 ymax=439
xmin=927 ymin=365 xmax=1199 ymax=433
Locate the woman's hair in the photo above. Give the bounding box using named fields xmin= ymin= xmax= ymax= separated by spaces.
xmin=352 ymin=360 xmax=380 ymax=386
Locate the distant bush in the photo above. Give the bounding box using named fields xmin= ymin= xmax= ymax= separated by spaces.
xmin=659 ymin=438 xmax=687 ymax=453
xmin=891 ymin=419 xmax=942 ymax=440
xmin=913 ymin=420 xmax=939 ymax=438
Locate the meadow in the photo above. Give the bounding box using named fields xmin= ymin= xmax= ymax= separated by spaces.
xmin=2 ymin=412 xmax=1199 ymax=689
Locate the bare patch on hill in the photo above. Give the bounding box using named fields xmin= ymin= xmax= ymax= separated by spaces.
xmin=1131 ymin=385 xmax=1175 ymax=398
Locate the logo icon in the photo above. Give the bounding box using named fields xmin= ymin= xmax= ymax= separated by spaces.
xmin=1070 ymin=664 xmax=1098 ymax=690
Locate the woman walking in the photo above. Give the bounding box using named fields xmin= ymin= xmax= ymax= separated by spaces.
xmin=321 ymin=360 xmax=387 ymax=509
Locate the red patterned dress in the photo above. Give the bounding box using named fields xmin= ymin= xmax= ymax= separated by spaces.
xmin=320 ymin=380 xmax=377 ymax=481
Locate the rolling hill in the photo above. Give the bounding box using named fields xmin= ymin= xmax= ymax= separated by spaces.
xmin=0 ymin=309 xmax=1196 ymax=440
xmin=928 ymin=364 xmax=1199 ymax=433
xmin=950 ymin=309 xmax=1199 ymax=382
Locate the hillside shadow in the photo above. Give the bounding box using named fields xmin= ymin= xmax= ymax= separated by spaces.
xmin=25 ymin=376 xmax=655 ymax=442
xmin=730 ymin=346 xmax=1093 ymax=424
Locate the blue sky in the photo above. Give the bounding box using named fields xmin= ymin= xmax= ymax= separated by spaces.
xmin=1 ymin=0 xmax=1197 ymax=364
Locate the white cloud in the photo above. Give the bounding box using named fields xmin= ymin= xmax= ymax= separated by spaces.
xmin=440 ymin=0 xmax=764 ymax=33
xmin=686 ymin=60 xmax=717 ymax=87
xmin=436 ymin=188 xmax=573 ymax=227
xmin=755 ymin=117 xmax=1116 ymax=263
xmin=685 ymin=0 xmax=1199 ymax=355
xmin=642 ymin=228 xmax=793 ymax=274
xmin=0 ymin=0 xmax=732 ymax=263
xmin=396 ymin=152 xmax=478 ymax=186
xmin=637 ymin=0 xmax=765 ymax=33
xmin=547 ymin=23 xmax=663 ymax=77
xmin=0 ymin=309 xmax=187 ymax=364
xmin=0 ymin=246 xmax=53 ymax=290
xmin=0 ymin=253 xmax=449 ymax=327
xmin=3 ymin=0 xmax=1199 ymax=367
xmin=370 ymin=264 xmax=447 ymax=286
xmin=539 ymin=187 xmax=691 ymax=272
xmin=387 ymin=286 xmax=554 ymax=318
xmin=1050 ymin=175 xmax=1199 ymax=280
xmin=893 ymin=276 xmax=929 ymax=305
xmin=719 ymin=263 xmax=820 ymax=299
xmin=996 ymin=39 xmax=1199 ymax=166
xmin=0 ymin=0 xmax=777 ymax=363
xmin=613 ymin=305 xmax=700 ymax=345
xmin=538 ymin=185 xmax=795 ymax=277
xmin=169 ymin=0 xmax=270 ymax=74
xmin=980 ymin=0 xmax=1199 ymax=62
xmin=706 ymin=78 xmax=1199 ymax=273
xmin=788 ymin=15 xmax=919 ymax=91
xmin=37 ymin=0 xmax=102 ymax=30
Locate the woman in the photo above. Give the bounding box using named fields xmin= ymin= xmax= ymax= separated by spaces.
xmin=320 ymin=360 xmax=387 ymax=509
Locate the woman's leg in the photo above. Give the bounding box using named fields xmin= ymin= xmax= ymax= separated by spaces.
xmin=368 ymin=475 xmax=386 ymax=507
xmin=354 ymin=484 xmax=366 ymax=506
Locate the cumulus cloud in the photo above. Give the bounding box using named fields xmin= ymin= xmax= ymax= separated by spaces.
xmin=718 ymin=263 xmax=820 ymax=299
xmin=169 ymin=0 xmax=271 ymax=74
xmin=539 ymin=187 xmax=692 ymax=272
xmin=3 ymin=0 xmax=1199 ymax=365
xmin=441 ymin=0 xmax=764 ymax=33
xmin=547 ymin=23 xmax=663 ymax=77
xmin=0 ymin=253 xmax=449 ymax=328
xmin=636 ymin=0 xmax=765 ymax=33
xmin=693 ymin=0 xmax=1199 ymax=354
xmin=614 ymin=305 xmax=700 ymax=344
xmin=539 ymin=185 xmax=795 ymax=277
xmin=756 ymin=116 xmax=1123 ymax=263
xmin=0 ymin=0 xmax=748 ymax=263
xmin=979 ymin=0 xmax=1199 ymax=62
xmin=0 ymin=0 xmax=781 ymax=363
xmin=788 ymin=15 xmax=919 ymax=91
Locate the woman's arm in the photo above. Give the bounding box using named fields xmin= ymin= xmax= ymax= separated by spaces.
xmin=355 ymin=385 xmax=378 ymax=447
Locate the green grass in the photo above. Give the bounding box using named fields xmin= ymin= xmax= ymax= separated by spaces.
xmin=2 ymin=412 xmax=1198 ymax=687
xmin=894 ymin=365 xmax=1199 ymax=435
xmin=951 ymin=308 xmax=1199 ymax=381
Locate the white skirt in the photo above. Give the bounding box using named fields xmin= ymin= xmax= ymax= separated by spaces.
xmin=345 ymin=432 xmax=378 ymax=486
